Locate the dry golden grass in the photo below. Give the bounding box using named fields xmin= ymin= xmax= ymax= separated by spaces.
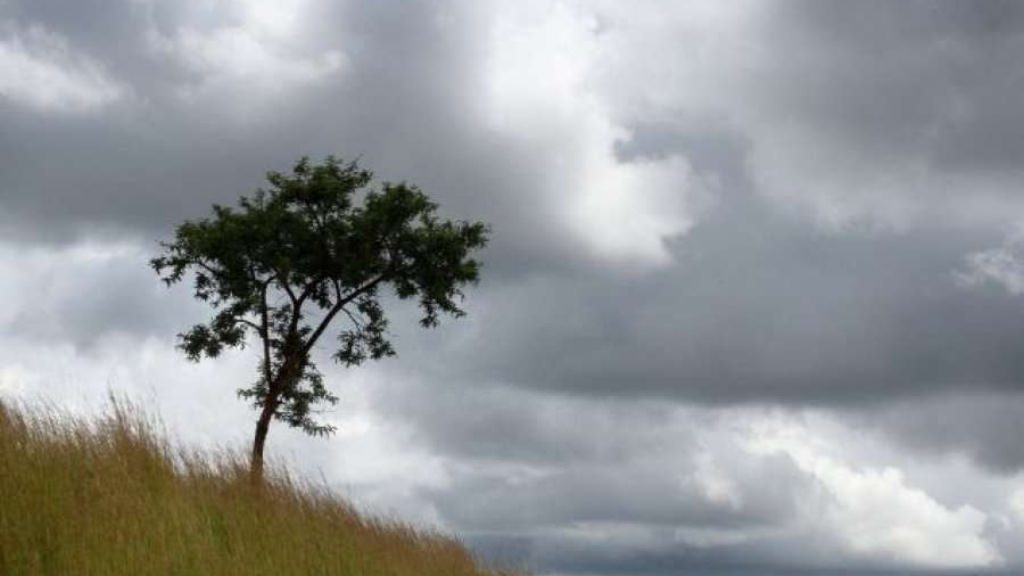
xmin=0 ymin=399 xmax=515 ymax=576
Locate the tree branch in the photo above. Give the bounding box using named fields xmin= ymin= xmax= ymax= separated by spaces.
xmin=300 ymin=273 xmax=388 ymax=357
xmin=284 ymin=275 xmax=324 ymax=343
xmin=279 ymin=276 xmax=299 ymax=307
xmin=259 ymin=281 xmax=273 ymax=389
xmin=295 ymin=275 xmax=325 ymax=315
xmin=234 ymin=317 xmax=262 ymax=332
xmin=340 ymin=306 xmax=364 ymax=330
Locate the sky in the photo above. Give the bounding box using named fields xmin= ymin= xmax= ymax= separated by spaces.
xmin=2 ymin=1 xmax=1024 ymax=574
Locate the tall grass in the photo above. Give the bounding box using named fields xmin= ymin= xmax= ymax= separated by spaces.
xmin=0 ymin=399 xmax=510 ymax=576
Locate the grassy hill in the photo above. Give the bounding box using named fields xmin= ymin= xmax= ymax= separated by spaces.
xmin=0 ymin=400 xmax=512 ymax=576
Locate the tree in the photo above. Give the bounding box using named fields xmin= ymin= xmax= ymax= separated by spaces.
xmin=151 ymin=157 xmax=488 ymax=482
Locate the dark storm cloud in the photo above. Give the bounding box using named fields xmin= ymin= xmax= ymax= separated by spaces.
xmin=867 ymin=393 xmax=1024 ymax=475
xmin=3 ymin=0 xmax=192 ymax=90
xmin=758 ymin=0 xmax=1024 ymax=155
xmin=382 ymin=384 xmax=830 ymax=573
xmin=0 ymin=0 xmax=595 ymax=275
xmin=612 ymin=0 xmax=1024 ymax=231
xmin=412 ymin=406 xmax=806 ymax=531
xmin=395 ymin=182 xmax=1024 ymax=408
xmin=2 ymin=0 xmax=1024 ymax=244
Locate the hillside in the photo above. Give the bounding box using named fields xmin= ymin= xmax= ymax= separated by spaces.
xmin=0 ymin=400 xmax=511 ymax=576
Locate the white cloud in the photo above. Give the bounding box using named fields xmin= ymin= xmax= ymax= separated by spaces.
xmin=690 ymin=449 xmax=742 ymax=509
xmin=0 ymin=22 xmax=126 ymax=112
xmin=483 ymin=1 xmax=707 ymax=268
xmin=745 ymin=415 xmax=1001 ymax=568
xmin=959 ymin=230 xmax=1024 ymax=295
xmin=145 ymin=0 xmax=346 ymax=106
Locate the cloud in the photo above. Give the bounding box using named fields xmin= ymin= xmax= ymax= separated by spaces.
xmin=388 ymin=188 xmax=1024 ymax=410
xmin=864 ymin=393 xmax=1024 ymax=475
xmin=578 ymin=1 xmax=1024 ymax=232
xmin=143 ymin=0 xmax=347 ymax=110
xmin=0 ymin=0 xmax=711 ymax=271
xmin=482 ymin=1 xmax=708 ymax=267
xmin=959 ymin=230 xmax=1024 ymax=295
xmin=747 ymin=416 xmax=1000 ymax=569
xmin=391 ymin=391 xmax=1015 ymax=573
xmin=0 ymin=21 xmax=126 ymax=112
xmin=0 ymin=240 xmax=182 ymax=349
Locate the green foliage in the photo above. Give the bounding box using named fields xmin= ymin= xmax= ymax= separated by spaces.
xmin=151 ymin=157 xmax=488 ymax=438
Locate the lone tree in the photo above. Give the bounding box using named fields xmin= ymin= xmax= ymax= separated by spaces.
xmin=152 ymin=157 xmax=488 ymax=481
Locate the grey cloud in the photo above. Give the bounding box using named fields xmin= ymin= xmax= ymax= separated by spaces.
xmin=592 ymin=1 xmax=1024 ymax=229
xmin=381 ymin=385 xmax=687 ymax=466
xmin=373 ymin=366 xmax=1011 ymax=573
xmin=0 ymin=245 xmax=190 ymax=349
xmin=758 ymin=1 xmax=1024 ymax=217
xmin=421 ymin=439 xmax=805 ymax=533
xmin=3 ymin=0 xmax=188 ymax=90
xmin=0 ymin=0 xmax=591 ymax=277
xmin=868 ymin=393 xmax=1024 ymax=474
xmin=4 ymin=0 xmax=1024 ymax=247
xmin=395 ymin=393 xmax=824 ymax=573
xmin=391 ymin=185 xmax=1023 ymax=410
xmin=758 ymin=0 xmax=1024 ymax=164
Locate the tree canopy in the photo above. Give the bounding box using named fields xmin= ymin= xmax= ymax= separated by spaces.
xmin=151 ymin=157 xmax=488 ymax=479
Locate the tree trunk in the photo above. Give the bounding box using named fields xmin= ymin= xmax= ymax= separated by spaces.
xmin=250 ymin=394 xmax=278 ymax=485
xmin=249 ymin=350 xmax=301 ymax=484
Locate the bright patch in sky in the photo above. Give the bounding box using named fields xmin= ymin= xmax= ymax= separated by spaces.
xmin=745 ymin=416 xmax=1000 ymax=568
xmin=145 ymin=0 xmax=346 ymax=105
xmin=484 ymin=1 xmax=702 ymax=267
xmin=0 ymin=22 xmax=125 ymax=112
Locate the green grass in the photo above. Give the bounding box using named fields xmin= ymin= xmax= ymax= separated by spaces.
xmin=0 ymin=399 xmax=513 ymax=576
